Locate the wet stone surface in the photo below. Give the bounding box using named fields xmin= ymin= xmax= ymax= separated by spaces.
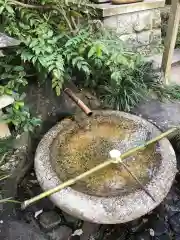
xmin=2 ymin=145 xmax=180 ymax=239
xmin=39 ymin=211 xmax=62 ymax=230
xmin=1 ymin=90 xmax=180 ymax=239
xmin=47 ymin=225 xmax=72 ymax=240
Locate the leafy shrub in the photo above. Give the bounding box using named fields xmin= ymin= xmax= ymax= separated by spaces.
xmin=0 ymin=0 xmax=180 ymax=126
xmin=0 ymin=0 xmax=95 ymax=132
xmin=2 ymin=105 xmax=41 ymax=132
xmin=63 ymin=29 xmax=164 ymax=111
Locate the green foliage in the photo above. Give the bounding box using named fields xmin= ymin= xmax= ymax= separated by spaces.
xmin=2 ymin=105 xmax=41 ymax=132
xmin=0 ymin=0 xmax=95 ymax=95
xmin=0 ymin=136 xmax=14 ymax=155
xmin=0 ymin=55 xmax=27 ymax=96
xmin=0 ymin=0 xmax=95 ymax=133
xmin=1 ymin=0 xmax=180 ymax=120
xmin=0 ymin=55 xmax=41 ymax=132
xmin=158 ymin=84 xmax=180 ymax=100
xmin=63 ymin=29 xmax=161 ymax=111
xmin=64 ymin=28 xmax=180 ymax=111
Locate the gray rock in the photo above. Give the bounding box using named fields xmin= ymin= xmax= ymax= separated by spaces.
xmin=151 ymin=219 xmax=168 ymax=236
xmin=0 ymin=220 xmax=48 ymax=240
xmin=48 ymin=225 xmax=72 ymax=240
xmin=80 ymin=222 xmax=100 ymax=240
xmin=63 ymin=212 xmax=80 ymax=228
xmin=165 ymin=203 xmax=180 ymax=217
xmin=70 ymin=236 xmax=80 ymax=240
xmin=130 ymin=218 xmax=148 ymax=233
xmin=132 ymin=98 xmax=180 ymax=154
xmin=25 ymin=81 xmax=100 ymax=137
xmin=0 ymin=33 xmax=20 ymax=48
xmin=132 ymin=99 xmax=180 ymax=131
xmin=156 ymin=234 xmax=171 ymax=240
xmin=169 ymin=213 xmax=180 ymax=233
xmin=174 ymin=235 xmax=180 ymax=240
xmin=135 ymin=231 xmax=151 ymax=240
xmin=0 ymin=148 xmax=29 ymax=174
xmin=13 ymin=132 xmax=30 ymax=150
xmin=39 ymin=211 xmax=62 ymax=230
xmin=102 ymin=225 xmax=128 ymax=240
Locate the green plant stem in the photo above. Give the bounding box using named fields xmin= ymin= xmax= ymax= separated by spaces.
xmin=60 ymin=7 xmax=74 ymax=32
xmin=0 ymin=174 xmax=11 ymax=181
xmin=21 ymin=160 xmax=112 ymax=209
xmin=121 ymin=127 xmax=176 ymax=160
xmin=10 ymin=0 xmax=51 ymax=9
xmin=21 ymin=127 xmax=177 ymax=209
xmin=9 ymin=0 xmax=83 ymax=33
xmin=0 ymin=197 xmax=21 ymax=204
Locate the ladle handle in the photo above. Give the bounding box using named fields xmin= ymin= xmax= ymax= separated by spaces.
xmin=64 ymin=88 xmax=92 ymax=116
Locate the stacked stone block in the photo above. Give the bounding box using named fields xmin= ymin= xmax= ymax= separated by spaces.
xmin=95 ymin=0 xmax=165 ymax=51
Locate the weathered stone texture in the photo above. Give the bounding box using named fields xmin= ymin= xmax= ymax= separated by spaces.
xmin=103 ymin=16 xmax=117 ymax=29
xmin=103 ymin=7 xmax=162 ymax=50
xmin=133 ymin=10 xmax=152 ymax=32
xmin=0 ymin=33 xmax=19 ymax=48
xmin=117 ymin=14 xmax=134 ymax=35
xmin=152 ymin=9 xmax=161 ymax=28
xmin=137 ymin=31 xmax=151 ymax=45
xmin=150 ymin=29 xmax=162 ymax=45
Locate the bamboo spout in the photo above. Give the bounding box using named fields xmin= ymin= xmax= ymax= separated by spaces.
xmin=64 ymin=88 xmax=92 ymax=116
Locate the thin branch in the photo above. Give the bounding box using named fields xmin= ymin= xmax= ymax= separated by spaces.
xmin=60 ymin=7 xmax=74 ymax=32
xmin=71 ymin=16 xmax=78 ymax=30
xmin=10 ymin=0 xmax=51 ymax=9
xmin=8 ymin=0 xmax=76 ymax=33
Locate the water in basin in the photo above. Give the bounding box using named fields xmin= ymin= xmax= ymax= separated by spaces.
xmin=50 ymin=116 xmax=161 ymax=197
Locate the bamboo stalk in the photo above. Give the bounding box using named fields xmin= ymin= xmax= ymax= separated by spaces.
xmin=120 ymin=128 xmax=176 ymax=160
xmin=21 ymin=160 xmax=113 ymax=209
xmin=21 ymin=127 xmax=177 ymax=209
xmin=120 ymin=162 xmax=156 ymax=202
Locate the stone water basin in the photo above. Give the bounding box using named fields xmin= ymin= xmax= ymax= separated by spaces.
xmin=35 ymin=111 xmax=177 ymax=224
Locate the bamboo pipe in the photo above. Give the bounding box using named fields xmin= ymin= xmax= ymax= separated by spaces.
xmin=21 ymin=127 xmax=177 ymax=209
xmin=64 ymin=88 xmax=92 ymax=116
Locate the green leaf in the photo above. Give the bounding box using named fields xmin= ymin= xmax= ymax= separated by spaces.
xmin=72 ymin=56 xmax=85 ymax=67
xmin=47 ymin=30 xmax=53 ymax=38
xmin=70 ymin=10 xmax=82 ymax=18
xmin=55 ymin=85 xmax=60 ymax=96
xmin=53 ymin=69 xmax=61 ymax=79
xmin=13 ymin=66 xmax=24 ymax=72
xmin=81 ymin=64 xmax=90 ymax=76
xmin=96 ymin=44 xmax=102 ymax=57
xmin=14 ymin=103 xmax=20 ymax=110
xmin=16 ymin=101 xmax=24 ymax=107
xmin=0 ymin=6 xmax=4 ymax=14
xmin=52 ymin=79 xmax=57 ymax=88
xmin=5 ymin=5 xmax=14 ymax=15
xmin=21 ymin=51 xmax=34 ymax=62
xmin=88 ymin=46 xmax=96 ymax=58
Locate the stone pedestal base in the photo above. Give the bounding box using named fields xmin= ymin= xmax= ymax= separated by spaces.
xmin=94 ymin=0 xmax=165 ymax=53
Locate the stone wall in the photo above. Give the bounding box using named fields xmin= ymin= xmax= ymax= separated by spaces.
xmin=94 ymin=0 xmax=165 ymax=53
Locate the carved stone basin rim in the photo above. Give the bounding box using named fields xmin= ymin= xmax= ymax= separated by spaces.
xmin=34 ymin=110 xmax=177 ymax=224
